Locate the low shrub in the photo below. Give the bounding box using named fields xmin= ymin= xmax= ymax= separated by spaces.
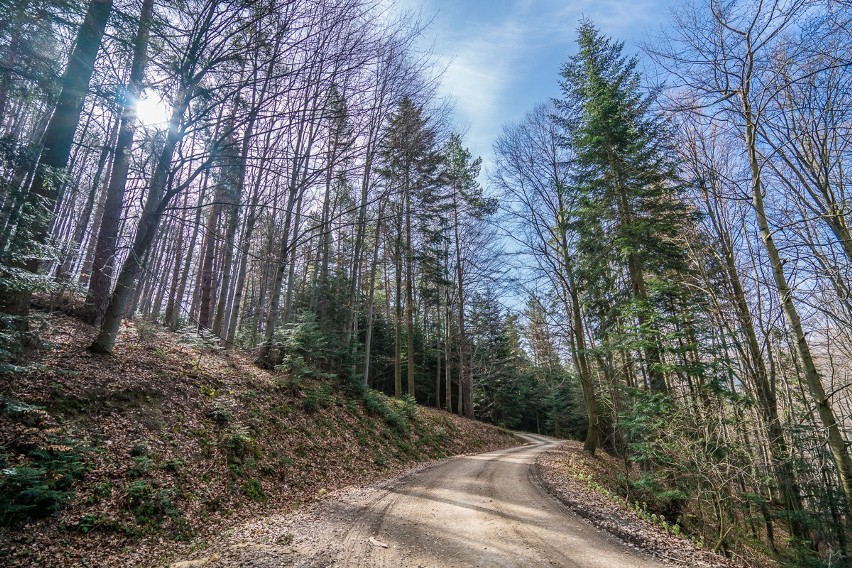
xmin=303 ymin=383 xmax=332 ymax=412
xmin=222 ymin=425 xmax=259 ymax=466
xmin=0 ymin=403 xmax=90 ymax=526
xmin=126 ymin=479 xmax=177 ymax=525
xmin=242 ymin=478 xmax=267 ymax=502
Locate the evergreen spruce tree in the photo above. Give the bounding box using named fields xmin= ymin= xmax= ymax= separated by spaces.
xmin=379 ymin=97 xmax=443 ymax=398
xmin=468 ymin=289 xmax=515 ymax=425
xmin=443 ymin=133 xmax=494 ymax=418
xmin=556 ymin=21 xmax=690 ymax=394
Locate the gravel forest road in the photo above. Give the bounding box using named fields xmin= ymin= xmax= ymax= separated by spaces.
xmin=189 ymin=433 xmax=664 ymax=568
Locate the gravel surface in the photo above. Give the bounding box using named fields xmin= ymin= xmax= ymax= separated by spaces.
xmin=171 ymin=434 xmax=666 ymax=568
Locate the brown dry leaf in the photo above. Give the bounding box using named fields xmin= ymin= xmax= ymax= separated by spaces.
xmin=535 ymin=442 xmax=735 ymax=568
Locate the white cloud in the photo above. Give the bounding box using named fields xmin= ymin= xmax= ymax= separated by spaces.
xmin=406 ymin=0 xmax=672 ymax=175
xmin=436 ymin=17 xmax=528 ymax=148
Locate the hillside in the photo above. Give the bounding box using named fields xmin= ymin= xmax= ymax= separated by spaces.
xmin=0 ymin=313 xmax=518 ymax=567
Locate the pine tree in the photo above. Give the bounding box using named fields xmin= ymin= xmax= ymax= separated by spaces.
xmin=82 ymin=0 xmax=152 ymax=325
xmin=0 ymin=0 xmax=112 ymax=361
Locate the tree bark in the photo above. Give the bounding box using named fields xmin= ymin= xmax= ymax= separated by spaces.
xmin=693 ymin=149 xmax=808 ymax=541
xmin=6 ymin=0 xmax=112 ymax=322
xmin=83 ymin=0 xmax=152 ymax=324
xmin=742 ymin=88 xmax=852 ymax=518
xmin=197 ymin=182 xmax=225 ymax=329
xmin=394 ymin=219 xmax=403 ymax=397
xmin=168 ymin=165 xmax=208 ymax=329
xmin=452 ymin=182 xmax=472 ymax=418
xmin=405 ymin=171 xmax=416 ymax=398
xmin=90 ymin=86 xmax=190 ymax=353
xmin=445 ymin=286 xmax=453 ymax=412
xmin=362 ymin=200 xmax=385 ymax=386
xmin=59 ymin=113 xmax=118 ymax=280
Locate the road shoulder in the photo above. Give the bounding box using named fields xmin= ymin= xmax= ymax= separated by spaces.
xmin=534 ymin=441 xmax=733 ymax=568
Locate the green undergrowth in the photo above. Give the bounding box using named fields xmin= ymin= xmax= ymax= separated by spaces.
xmin=550 ymin=445 xmax=715 ymax=551
xmin=549 ymin=445 xmax=802 ymax=567
xmin=0 ymin=397 xmax=91 ymax=526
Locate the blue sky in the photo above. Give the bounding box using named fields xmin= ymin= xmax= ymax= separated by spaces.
xmin=397 ymin=0 xmax=676 ymax=174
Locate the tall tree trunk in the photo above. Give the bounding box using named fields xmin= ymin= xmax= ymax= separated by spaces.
xmin=197 ymin=183 xmax=225 ymax=329
xmin=163 ymin=190 xmax=190 ymax=327
xmin=0 ymin=0 xmax=26 ymax=130
xmin=255 ymin=73 xmax=323 ymax=366
xmin=552 ymin=146 xmax=599 ymax=451
xmin=141 ymin=219 xmax=175 ymax=317
xmin=90 ymin=85 xmax=191 ymax=353
xmin=310 ymin=176 xmax=332 ymax=313
xmin=213 ymin=134 xmax=246 ymax=337
xmin=405 ymin=176 xmax=416 ymax=398
xmin=394 ymin=221 xmax=402 ymax=397
xmin=281 ymin=182 xmax=307 ymax=327
xmin=220 ymin=31 xmax=280 ymax=343
xmin=168 ymin=166 xmax=208 ymax=329
xmin=77 ymin=155 xmax=113 ymax=286
xmin=255 ymin=148 xmax=310 ymax=366
xmin=225 ymin=183 xmax=263 ymax=344
xmin=83 ymin=0 xmax=152 ymax=324
xmin=452 ymin=183 xmax=472 ymax=418
xmin=567 ymin=266 xmax=599 ymax=453
xmin=225 ymin=154 xmax=266 ymax=345
xmin=362 ymin=201 xmax=385 ymax=386
xmin=196 ymin=104 xmax=232 ymax=329
xmin=445 ymin=284 xmax=452 ymax=412
xmin=47 ymin=82 xmax=97 ymax=241
xmin=742 ymin=91 xmax=852 ymax=518
xmin=696 ymin=166 xmax=808 ymax=542
xmin=5 ymin=0 xmax=112 ymax=323
xmin=59 ymin=113 xmax=118 ymax=280
xmin=435 ymin=294 xmax=441 ymax=409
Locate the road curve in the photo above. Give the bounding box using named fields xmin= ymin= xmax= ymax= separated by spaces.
xmin=191 ymin=434 xmax=664 ymax=567
xmin=307 ymin=433 xmax=661 ymax=567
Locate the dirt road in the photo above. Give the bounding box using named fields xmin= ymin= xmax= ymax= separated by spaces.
xmin=190 ymin=433 xmax=664 ymax=567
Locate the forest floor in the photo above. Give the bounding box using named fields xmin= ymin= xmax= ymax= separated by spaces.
xmin=535 ymin=443 xmax=736 ymax=567
xmin=1 ymin=310 xmax=736 ymax=567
